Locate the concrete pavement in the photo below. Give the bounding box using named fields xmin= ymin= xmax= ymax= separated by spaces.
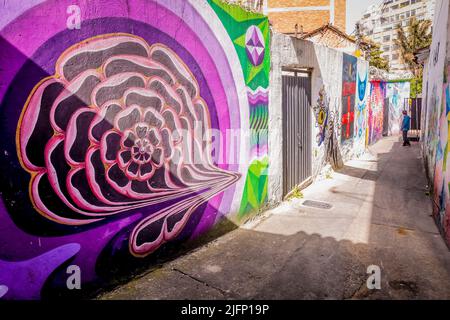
xmin=98 ymin=136 xmax=450 ymax=300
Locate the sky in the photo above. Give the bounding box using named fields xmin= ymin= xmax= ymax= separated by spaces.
xmin=346 ymin=0 xmax=383 ymax=34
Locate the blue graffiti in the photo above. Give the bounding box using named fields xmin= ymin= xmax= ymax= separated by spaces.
xmin=446 ymin=85 xmax=450 ymax=115
xmin=357 ymin=72 xmax=367 ymax=101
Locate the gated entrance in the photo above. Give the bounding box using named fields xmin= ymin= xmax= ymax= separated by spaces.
xmin=282 ymin=69 xmax=312 ymax=197
xmin=407 ymin=97 xmax=422 ymax=141
xmin=382 ymin=97 xmax=389 ymax=136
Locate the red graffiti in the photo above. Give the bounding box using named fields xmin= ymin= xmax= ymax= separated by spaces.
xmin=342 ymin=95 xmax=354 ymax=139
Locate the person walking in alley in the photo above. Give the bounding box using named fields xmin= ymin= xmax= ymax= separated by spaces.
xmin=401 ymin=110 xmax=411 ymax=146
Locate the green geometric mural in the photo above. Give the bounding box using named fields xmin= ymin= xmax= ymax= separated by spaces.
xmin=209 ymin=0 xmax=270 ymax=221
xmin=238 ymin=157 xmax=269 ymax=220
xmin=207 ymin=0 xmax=270 ymax=89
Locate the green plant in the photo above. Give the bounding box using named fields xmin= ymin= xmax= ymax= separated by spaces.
xmin=410 ymin=74 xmax=423 ymax=98
xmin=285 ymin=185 xmax=304 ymax=201
xmin=362 ymin=38 xmax=390 ymax=72
xmin=395 ymin=17 xmax=432 ymax=74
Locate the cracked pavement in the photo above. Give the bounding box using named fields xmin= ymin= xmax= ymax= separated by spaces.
xmin=97 ymin=136 xmax=450 ymax=300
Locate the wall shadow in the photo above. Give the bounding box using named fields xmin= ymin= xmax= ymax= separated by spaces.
xmin=97 ymin=138 xmax=450 ymax=300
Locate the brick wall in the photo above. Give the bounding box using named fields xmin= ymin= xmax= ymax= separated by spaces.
xmin=334 ymin=0 xmax=346 ymax=32
xmin=268 ymin=0 xmax=330 ymax=6
xmin=267 ymin=0 xmax=346 ymax=34
xmin=309 ymin=29 xmax=353 ymax=49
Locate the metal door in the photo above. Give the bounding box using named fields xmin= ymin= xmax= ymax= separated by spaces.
xmin=407 ymin=97 xmax=422 ymax=140
xmin=282 ymin=71 xmax=312 ymax=196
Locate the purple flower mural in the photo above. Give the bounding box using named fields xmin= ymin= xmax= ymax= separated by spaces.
xmin=17 ymin=34 xmax=240 ymax=257
xmin=0 ymin=0 xmax=269 ymax=299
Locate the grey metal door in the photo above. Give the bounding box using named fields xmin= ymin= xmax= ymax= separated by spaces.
xmin=282 ymin=72 xmax=312 ymax=196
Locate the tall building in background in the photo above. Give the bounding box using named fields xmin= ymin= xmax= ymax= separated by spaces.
xmin=262 ymin=0 xmax=347 ymax=36
xmin=358 ymin=0 xmax=435 ymax=79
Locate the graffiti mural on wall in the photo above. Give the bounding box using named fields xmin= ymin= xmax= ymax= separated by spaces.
xmin=204 ymin=0 xmax=271 ymax=220
xmin=426 ymin=83 xmax=441 ymax=169
xmin=313 ymin=86 xmax=329 ymax=147
xmin=421 ymin=0 xmax=450 ymax=248
xmin=0 ymin=0 xmax=269 ymax=299
xmin=313 ymin=86 xmax=343 ymax=169
xmin=341 ymin=53 xmax=357 ymax=143
xmin=17 ymin=34 xmax=241 ymax=256
xmin=353 ymin=61 xmax=369 ymax=157
xmin=432 ymin=65 xmax=450 ymax=245
xmin=386 ymin=81 xmax=410 ymax=135
xmin=367 ymin=81 xmax=386 ymax=145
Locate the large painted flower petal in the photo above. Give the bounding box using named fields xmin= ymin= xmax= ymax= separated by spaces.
xmin=19 ymin=78 xmax=65 ymax=171
xmin=138 ymin=162 xmax=154 ymax=181
xmin=150 ymin=45 xmax=198 ymax=99
xmin=151 ymin=147 xmax=163 ymax=168
xmin=115 ymin=104 xmax=143 ymax=132
xmin=65 ymin=108 xmax=97 ymax=165
xmin=104 ymin=55 xmax=175 ymax=85
xmin=118 ymin=150 xmax=132 ymax=168
xmin=124 ymin=87 xmax=164 ymax=112
xmin=57 ymin=35 xmax=150 ymax=81
xmin=89 ymin=103 xmax=122 ymax=143
xmin=91 ymin=73 xmax=146 ymax=108
xmin=148 ymin=128 xmax=161 ymax=146
xmin=16 ymin=34 xmax=241 ymax=257
xmin=50 ymin=70 xmax=102 ymax=132
xmin=148 ymin=78 xmax=182 ymax=113
xmin=100 ymin=130 xmax=122 ymax=164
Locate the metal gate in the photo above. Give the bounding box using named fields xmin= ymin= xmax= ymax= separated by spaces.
xmin=382 ymin=97 xmax=389 ymax=136
xmin=282 ymin=70 xmax=312 ymax=196
xmin=407 ymin=97 xmax=422 ymax=141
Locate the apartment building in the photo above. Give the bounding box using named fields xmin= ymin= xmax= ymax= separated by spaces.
xmin=358 ymin=0 xmax=435 ymax=78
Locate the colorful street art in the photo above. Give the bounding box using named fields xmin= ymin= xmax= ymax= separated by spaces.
xmin=432 ymin=65 xmax=450 ymax=245
xmin=386 ymin=81 xmax=411 ymax=135
xmin=367 ymin=81 xmax=386 ymax=145
xmin=341 ymin=53 xmax=357 ymax=143
xmin=0 ymin=0 xmax=269 ymax=299
xmin=313 ymin=87 xmax=329 ymax=147
xmin=313 ymin=86 xmax=343 ymax=170
xmin=353 ymin=61 xmax=369 ymax=157
xmin=205 ymin=0 xmax=270 ymax=218
xmin=421 ymin=0 xmax=450 ymax=247
xmin=426 ymin=83 xmax=441 ymax=170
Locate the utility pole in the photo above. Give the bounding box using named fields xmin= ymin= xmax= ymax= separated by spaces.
xmin=355 ymin=21 xmax=362 ymax=57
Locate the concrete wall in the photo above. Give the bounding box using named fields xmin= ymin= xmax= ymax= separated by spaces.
xmin=0 ymin=0 xmax=270 ymax=299
xmin=421 ymin=0 xmax=450 ymax=246
xmin=268 ymin=32 xmax=370 ymax=203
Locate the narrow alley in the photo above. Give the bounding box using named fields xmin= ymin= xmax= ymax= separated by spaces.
xmin=98 ymin=136 xmax=450 ymax=300
xmin=2 ymin=0 xmax=450 ymax=306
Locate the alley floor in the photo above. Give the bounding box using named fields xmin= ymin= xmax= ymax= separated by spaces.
xmin=98 ymin=136 xmax=450 ymax=300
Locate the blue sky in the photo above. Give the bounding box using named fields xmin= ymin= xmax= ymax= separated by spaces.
xmin=346 ymin=0 xmax=383 ymax=34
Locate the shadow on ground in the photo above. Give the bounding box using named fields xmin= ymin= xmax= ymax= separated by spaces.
xmin=97 ymin=137 xmax=450 ymax=300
